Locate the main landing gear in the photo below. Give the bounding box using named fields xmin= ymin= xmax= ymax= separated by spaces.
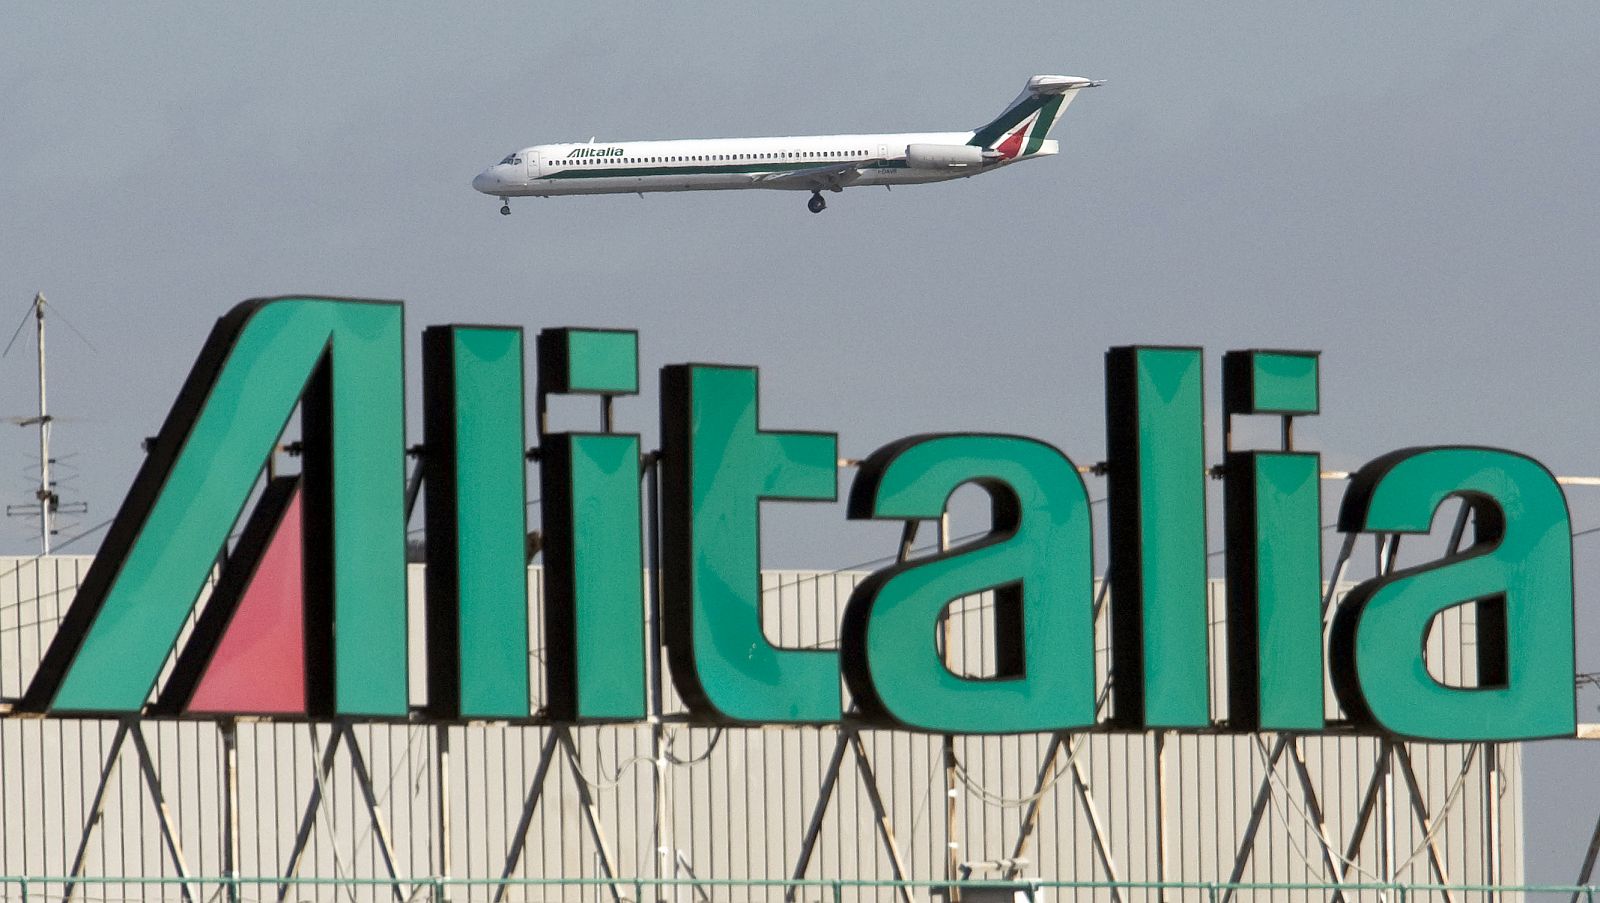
xmin=807 ymin=191 xmax=827 ymax=214
xmin=500 ymin=199 xmax=511 ymax=215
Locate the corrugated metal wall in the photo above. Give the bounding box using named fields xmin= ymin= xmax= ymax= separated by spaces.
xmin=0 ymin=555 xmax=1520 ymax=902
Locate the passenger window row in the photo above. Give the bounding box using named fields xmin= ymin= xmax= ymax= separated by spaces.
xmin=558 ymin=150 xmax=872 ymax=167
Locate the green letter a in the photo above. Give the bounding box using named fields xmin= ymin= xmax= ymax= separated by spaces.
xmin=1329 ymin=447 xmax=1575 ymax=740
xmin=842 ymin=434 xmax=1096 ymax=733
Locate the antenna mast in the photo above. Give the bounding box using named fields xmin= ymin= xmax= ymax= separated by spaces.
xmin=35 ymin=293 xmax=50 ymax=553
xmin=5 ymin=292 xmax=87 ymax=554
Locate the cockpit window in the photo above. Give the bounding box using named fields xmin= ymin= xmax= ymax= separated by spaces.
xmin=500 ymin=154 xmax=522 ymax=165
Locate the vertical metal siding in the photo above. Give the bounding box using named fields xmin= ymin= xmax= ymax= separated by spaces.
xmin=0 ymin=555 xmax=1521 ymax=902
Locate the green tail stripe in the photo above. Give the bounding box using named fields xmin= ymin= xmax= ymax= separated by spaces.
xmin=969 ymin=96 xmax=1047 ymax=148
xmin=1023 ymin=95 xmax=1065 ymax=155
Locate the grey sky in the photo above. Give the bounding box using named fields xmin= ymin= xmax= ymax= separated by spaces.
xmin=3 ymin=0 xmax=1599 ymax=883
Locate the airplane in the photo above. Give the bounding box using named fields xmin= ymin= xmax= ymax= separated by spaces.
xmin=472 ymin=74 xmax=1100 ymax=215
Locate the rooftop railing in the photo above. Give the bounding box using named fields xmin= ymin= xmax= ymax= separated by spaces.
xmin=0 ymin=877 xmax=1589 ymax=903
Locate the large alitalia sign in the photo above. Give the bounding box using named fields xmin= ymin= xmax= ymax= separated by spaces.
xmin=19 ymin=298 xmax=1577 ymax=742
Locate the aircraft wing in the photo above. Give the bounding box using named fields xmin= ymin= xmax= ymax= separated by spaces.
xmin=755 ymin=161 xmax=873 ymax=192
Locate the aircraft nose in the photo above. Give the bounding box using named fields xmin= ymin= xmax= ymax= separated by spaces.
xmin=472 ymin=170 xmax=497 ymax=194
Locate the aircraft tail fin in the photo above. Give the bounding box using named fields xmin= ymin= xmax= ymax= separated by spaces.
xmin=969 ymin=75 xmax=1100 ymax=157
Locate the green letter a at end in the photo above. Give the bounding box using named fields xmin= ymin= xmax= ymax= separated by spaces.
xmin=1330 ymin=446 xmax=1575 ymax=741
xmin=23 ymin=297 xmax=408 ymax=717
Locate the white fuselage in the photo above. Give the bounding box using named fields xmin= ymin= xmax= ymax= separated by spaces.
xmin=472 ymin=75 xmax=1097 ymax=211
xmin=472 ymin=131 xmax=1059 ymax=199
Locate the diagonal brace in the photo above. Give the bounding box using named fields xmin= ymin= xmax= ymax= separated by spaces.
xmin=1342 ymin=741 xmax=1393 ymax=871
xmin=1392 ymin=743 xmax=1459 ymax=903
xmin=850 ymin=730 xmax=916 ymax=903
xmin=340 ymin=722 xmax=409 ymax=903
xmin=786 ymin=727 xmax=852 ymax=902
xmin=63 ymin=720 xmax=132 ymax=903
xmin=1282 ymin=738 xmax=1350 ymax=903
xmin=278 ymin=724 xmax=346 ymax=902
xmin=129 ymin=721 xmax=197 ymax=903
xmin=1068 ymin=741 xmax=1124 ymax=903
xmin=558 ymin=726 xmax=626 ymax=903
xmin=496 ymin=728 xmax=563 ymax=903
xmin=1222 ymin=734 xmax=1290 ymax=903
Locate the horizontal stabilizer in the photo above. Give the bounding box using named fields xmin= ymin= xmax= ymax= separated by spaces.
xmin=1025 ymin=75 xmax=1104 ymax=94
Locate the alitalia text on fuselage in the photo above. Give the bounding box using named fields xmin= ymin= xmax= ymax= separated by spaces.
xmin=472 ymin=75 xmax=1100 ymax=214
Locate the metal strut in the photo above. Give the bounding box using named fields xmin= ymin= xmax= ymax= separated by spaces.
xmin=849 ymin=730 xmax=916 ymax=903
xmin=277 ymin=723 xmax=408 ymax=902
xmin=786 ymin=725 xmax=853 ymax=903
xmin=1008 ymin=733 xmax=1066 ymax=864
xmin=342 ymin=723 xmax=408 ymax=902
xmin=128 ymin=721 xmax=198 ymax=903
xmin=1393 ymin=744 xmax=1457 ymax=900
xmin=491 ymin=726 xmax=625 ymax=903
xmin=1342 ymin=741 xmax=1393 ymax=870
xmin=1067 ymin=743 xmax=1124 ymax=903
xmin=1571 ymin=789 xmax=1600 ymax=901
xmin=1223 ymin=734 xmax=1291 ymax=903
xmin=1283 ymin=738 xmax=1352 ymax=901
xmin=557 ymin=727 xmax=627 ymax=903
xmin=63 ymin=721 xmax=132 ymax=903
xmin=495 ymin=729 xmax=563 ymax=903
xmin=279 ymin=724 xmax=346 ymax=901
xmin=784 ymin=724 xmax=915 ymax=903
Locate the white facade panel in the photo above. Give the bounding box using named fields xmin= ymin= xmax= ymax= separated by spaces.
xmin=0 ymin=556 xmax=1520 ymax=902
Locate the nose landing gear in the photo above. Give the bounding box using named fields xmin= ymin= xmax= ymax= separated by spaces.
xmin=807 ymin=191 xmax=827 ymax=214
xmin=500 ymin=199 xmax=511 ymax=215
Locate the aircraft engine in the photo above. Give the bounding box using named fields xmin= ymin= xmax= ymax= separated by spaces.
xmin=904 ymin=144 xmax=990 ymax=170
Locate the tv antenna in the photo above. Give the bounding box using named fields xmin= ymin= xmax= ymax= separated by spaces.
xmin=4 ymin=292 xmax=89 ymax=553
